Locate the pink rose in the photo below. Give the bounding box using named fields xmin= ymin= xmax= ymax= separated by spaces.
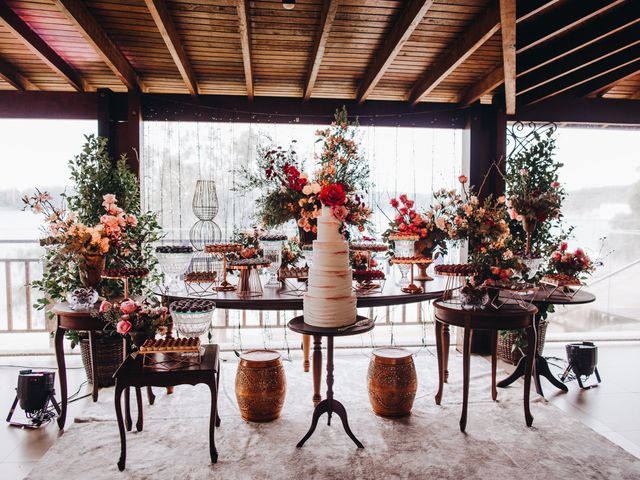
xmin=116 ymin=320 xmax=132 ymax=335
xmin=551 ymin=252 xmax=561 ymax=261
xmin=560 ymin=242 xmax=568 ymax=252
xmin=120 ymin=299 xmax=138 ymax=314
xmin=509 ymin=209 xmax=518 ymax=220
xmin=575 ymin=248 xmax=584 ymax=257
xmin=458 ymin=175 xmax=468 ymax=184
xmin=99 ymin=301 xmax=112 ymax=313
xmin=332 ymin=205 xmax=348 ymax=221
xmin=551 ymin=181 xmax=560 ymax=189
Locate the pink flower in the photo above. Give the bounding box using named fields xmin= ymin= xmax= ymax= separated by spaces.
xmin=116 ymin=320 xmax=132 ymax=335
xmin=102 ymin=194 xmax=116 ymax=208
xmin=509 ymin=209 xmax=518 ymax=220
xmin=575 ymin=248 xmax=584 ymax=257
xmin=332 ymin=205 xmax=348 ymax=221
xmin=99 ymin=301 xmax=112 ymax=313
xmin=389 ymin=198 xmax=399 ymax=208
xmin=399 ymin=194 xmax=408 ymax=204
xmin=458 ymin=175 xmax=468 ymax=184
xmin=520 ymin=169 xmax=529 ymax=176
xmin=405 ymin=200 xmax=414 ymax=209
xmin=120 ymin=299 xmax=138 ymax=314
xmin=399 ymin=207 xmax=408 ymax=215
xmin=551 ymin=252 xmax=561 ymax=261
xmin=560 ymin=242 xmax=568 ymax=252
xmin=551 ymin=181 xmax=561 ymax=189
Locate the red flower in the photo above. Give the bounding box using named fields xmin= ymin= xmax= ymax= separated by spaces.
xmin=319 ymin=184 xmax=347 ymax=206
xmin=560 ymin=242 xmax=568 ymax=252
xmin=399 ymin=207 xmax=408 ymax=215
xmin=399 ymin=194 xmax=408 ymax=204
xmin=390 ymin=198 xmax=399 ymax=208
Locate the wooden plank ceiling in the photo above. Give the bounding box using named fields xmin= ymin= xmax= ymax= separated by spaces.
xmin=0 ymin=0 xmax=638 ymax=109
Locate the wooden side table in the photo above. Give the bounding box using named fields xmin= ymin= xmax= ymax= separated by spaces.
xmin=288 ymin=316 xmax=374 ymax=449
xmin=432 ymin=300 xmax=538 ymax=432
xmin=113 ymin=344 xmax=221 ymax=471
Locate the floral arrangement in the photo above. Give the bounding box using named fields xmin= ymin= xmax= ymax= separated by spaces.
xmin=234 ymin=107 xmax=372 ymax=238
xmin=504 ymin=128 xmax=571 ymax=259
xmin=281 ymin=238 xmax=302 ymax=269
xmin=231 ymin=227 xmax=265 ymax=259
xmin=433 ymin=176 xmax=509 ymax=252
xmin=470 ymin=243 xmax=524 ymax=286
xmin=383 ymin=193 xmax=448 ymax=256
xmin=549 ymin=242 xmax=600 ymax=278
xmin=99 ymin=298 xmax=168 ymax=342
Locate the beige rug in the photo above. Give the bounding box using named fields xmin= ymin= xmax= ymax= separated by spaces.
xmin=26 ymin=347 xmax=640 ymax=479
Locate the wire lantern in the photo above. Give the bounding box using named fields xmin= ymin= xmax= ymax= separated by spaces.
xmin=192 ymin=180 xmax=219 ymax=220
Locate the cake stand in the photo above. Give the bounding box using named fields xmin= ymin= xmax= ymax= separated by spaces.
xmin=434 ymin=265 xmax=480 ymax=302
xmin=156 ymin=252 xmax=193 ymax=293
xmin=204 ymin=243 xmax=242 ymax=292
xmin=227 ymin=258 xmax=271 ymax=297
xmin=391 ymin=257 xmax=432 ymax=294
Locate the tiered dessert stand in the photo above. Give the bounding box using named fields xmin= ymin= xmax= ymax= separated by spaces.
xmin=350 ymin=242 xmax=388 ymax=294
xmin=434 ymin=264 xmax=480 ymax=302
xmin=227 ymin=258 xmax=272 ymax=297
xmin=204 ymin=243 xmax=243 ymax=292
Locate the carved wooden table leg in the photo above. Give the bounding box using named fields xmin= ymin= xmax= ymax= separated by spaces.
xmin=208 ymin=380 xmax=219 ymax=463
xmin=524 ymin=325 xmax=536 ymax=427
xmin=54 ymin=326 xmax=67 ymax=430
xmin=460 ymin=326 xmax=472 ymax=432
xmin=115 ymin=382 xmax=127 ymax=471
xmin=442 ymin=324 xmax=450 ymax=383
xmin=312 ymin=335 xmax=322 ymax=405
xmin=435 ymin=320 xmax=444 ymax=405
xmin=88 ymin=330 xmax=99 ymax=402
xmin=302 ymin=334 xmax=311 ymax=372
xmin=135 ymin=388 xmax=143 ymax=432
xmin=491 ymin=330 xmax=498 ymax=401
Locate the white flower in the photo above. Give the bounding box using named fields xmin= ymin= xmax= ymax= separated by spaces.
xmin=310 ymin=182 xmax=322 ymax=194
xmin=280 ymin=186 xmax=287 ymax=193
xmin=302 ymin=185 xmax=313 ymax=195
xmin=299 ymin=172 xmax=309 ymax=180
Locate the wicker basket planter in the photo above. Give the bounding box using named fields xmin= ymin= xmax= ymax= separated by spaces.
xmin=497 ymin=319 xmax=548 ymax=365
xmin=79 ymin=335 xmax=124 ymax=388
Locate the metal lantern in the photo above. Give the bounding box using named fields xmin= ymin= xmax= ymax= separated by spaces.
xmin=189 ymin=180 xmax=222 ymax=251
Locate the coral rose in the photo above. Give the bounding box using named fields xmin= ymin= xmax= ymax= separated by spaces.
xmin=116 ymin=320 xmax=132 ymax=335
xmin=458 ymin=175 xmax=468 ymax=184
xmin=332 ymin=205 xmax=348 ymax=221
xmin=319 ymin=184 xmax=347 ymax=206
xmin=120 ymin=299 xmax=138 ymax=314
xmin=99 ymin=300 xmax=112 ymax=313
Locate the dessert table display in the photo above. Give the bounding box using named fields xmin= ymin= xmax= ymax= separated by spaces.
xmin=497 ymin=286 xmax=596 ymax=396
xmin=288 ymin=316 xmax=374 ymax=448
xmin=433 ymin=300 xmax=538 ymax=432
xmin=113 ymin=344 xmax=221 ymax=470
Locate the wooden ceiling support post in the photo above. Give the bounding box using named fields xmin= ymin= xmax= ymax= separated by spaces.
xmin=464 ymin=104 xmax=506 ymax=200
xmin=499 ymin=0 xmax=516 ymax=114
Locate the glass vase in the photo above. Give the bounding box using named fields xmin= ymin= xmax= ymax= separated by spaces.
xmin=261 ymin=239 xmax=284 ymax=287
xmin=395 ymin=239 xmax=414 ymax=284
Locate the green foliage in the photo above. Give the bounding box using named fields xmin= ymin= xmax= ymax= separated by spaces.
xmin=505 ymin=129 xmax=573 ymax=266
xmin=31 ymin=135 xmax=163 ymax=335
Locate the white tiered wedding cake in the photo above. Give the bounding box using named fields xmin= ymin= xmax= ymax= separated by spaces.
xmin=303 ymin=206 xmax=357 ymax=328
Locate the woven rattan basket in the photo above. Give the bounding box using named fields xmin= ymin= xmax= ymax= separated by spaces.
xmin=497 ymin=319 xmax=548 ymax=365
xmin=79 ymin=335 xmax=124 ymax=388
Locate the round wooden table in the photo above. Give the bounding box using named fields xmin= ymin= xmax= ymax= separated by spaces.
xmin=433 ymin=300 xmax=538 ymax=432
xmin=497 ymin=286 xmax=596 ymax=396
xmin=288 ymin=315 xmax=375 ymax=449
xmin=161 ymin=277 xmax=447 ymax=404
xmin=52 ymin=303 xmax=153 ymax=430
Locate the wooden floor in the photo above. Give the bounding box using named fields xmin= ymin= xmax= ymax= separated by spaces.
xmin=0 ymin=342 xmax=638 ymax=479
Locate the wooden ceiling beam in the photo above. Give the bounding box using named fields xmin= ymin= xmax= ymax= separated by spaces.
xmin=53 ymin=0 xmax=143 ymax=92
xmin=408 ymin=1 xmax=500 ymax=106
xmin=499 ymin=0 xmax=516 ymax=114
xmin=582 ymin=64 xmax=640 ymax=98
xmin=521 ymin=46 xmax=640 ymax=105
xmin=236 ymin=0 xmax=253 ymax=100
xmin=0 ymin=55 xmax=38 ymax=91
xmin=356 ymin=0 xmax=434 ymax=104
xmin=459 ymin=64 xmax=504 ymax=107
xmin=145 ymin=0 xmax=197 ymax=96
xmin=519 ymin=23 xmax=640 ymax=95
xmin=516 ymin=0 xmax=559 ymax=23
xmin=304 ymin=0 xmax=339 ymax=101
xmin=0 ymin=2 xmax=85 ymax=91
xmin=517 ymin=0 xmax=625 ymax=54
xmin=519 ymin=3 xmax=640 ymax=77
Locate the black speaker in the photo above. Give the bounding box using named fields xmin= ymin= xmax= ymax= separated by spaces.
xmin=561 ymin=342 xmax=601 ymax=389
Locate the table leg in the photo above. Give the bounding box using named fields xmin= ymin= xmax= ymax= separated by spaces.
xmin=326 ymin=336 xmax=334 ymax=425
xmin=491 ymin=330 xmax=498 ymax=401
xmin=124 ymin=387 xmax=132 ymax=431
xmin=536 ymin=356 xmax=569 ymax=393
xmin=442 ymin=324 xmax=450 ymax=383
xmin=146 ymin=386 xmax=156 ymax=405
xmin=435 ymin=320 xmax=444 ymax=405
xmin=54 ymin=326 xmax=67 ymax=430
xmin=524 ymin=326 xmax=536 ymax=427
xmin=135 ymin=387 xmax=143 ymax=432
xmin=208 ymin=380 xmax=219 ymax=463
xmin=302 ymin=334 xmax=311 ymax=372
xmin=215 ymin=358 xmax=221 ymax=427
xmin=460 ymin=327 xmax=471 ymax=433
xmin=312 ymin=335 xmax=322 ymax=406
xmin=115 ymin=383 xmax=127 ymax=471
xmin=497 ymin=354 xmax=526 ymax=388
xmin=88 ymin=330 xmax=99 ymax=402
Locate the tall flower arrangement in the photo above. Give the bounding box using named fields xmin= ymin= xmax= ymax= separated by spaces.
xmin=234 ymin=107 xmax=372 ymax=238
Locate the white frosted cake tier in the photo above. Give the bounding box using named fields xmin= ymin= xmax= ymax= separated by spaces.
xmin=303 ymin=206 xmax=357 ymax=328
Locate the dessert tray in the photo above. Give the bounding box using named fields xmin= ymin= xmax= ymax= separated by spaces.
xmin=349 ymin=242 xmax=389 ymax=252
xmin=184 ymin=271 xmax=218 ymax=297
xmin=259 ymin=234 xmax=288 ymax=242
xmin=277 ymin=267 xmax=309 ymax=297
xmin=156 ymin=245 xmax=193 ymax=254
xmin=352 ymin=270 xmax=386 ymax=294
xmin=227 ymin=258 xmax=271 ymax=297
xmin=483 ymin=280 xmax=539 ymax=309
xmin=390 ymin=257 xmax=432 ymax=294
xmin=101 ymin=267 xmax=150 ymax=298
xmin=388 ymin=233 xmax=420 ymax=241
xmin=227 ymin=258 xmax=271 ymax=269
xmin=138 ymin=337 xmax=202 ymax=369
xmin=204 ymin=243 xmax=242 ymax=254
xmin=539 ymin=274 xmax=584 ymax=300
xmin=434 ymin=264 xmax=480 ymax=277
